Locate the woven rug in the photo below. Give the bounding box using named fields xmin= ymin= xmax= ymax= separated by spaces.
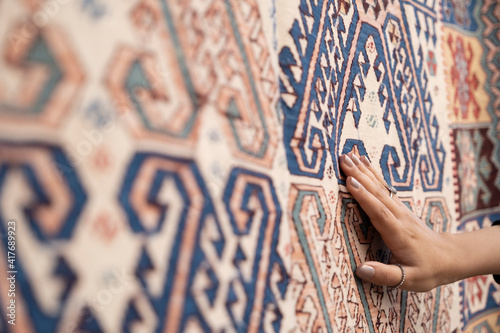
xmin=0 ymin=0 xmax=498 ymax=331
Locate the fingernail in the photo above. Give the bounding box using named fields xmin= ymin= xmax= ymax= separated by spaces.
xmin=356 ymin=265 xmax=375 ymax=280
xmin=350 ymin=177 xmax=360 ymax=189
xmin=351 ymin=154 xmax=361 ymax=165
xmin=361 ymin=156 xmax=371 ymax=168
xmin=342 ymin=155 xmax=354 ymax=168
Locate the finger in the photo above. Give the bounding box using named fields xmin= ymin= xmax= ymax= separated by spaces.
xmin=359 ymin=155 xmax=394 ymax=194
xmin=358 ymin=155 xmax=409 ymax=212
xmin=348 ymin=152 xmax=388 ymax=195
xmin=341 ymin=155 xmax=401 ymax=216
xmin=355 ymin=261 xmax=406 ymax=289
xmin=346 ymin=176 xmax=402 ymax=239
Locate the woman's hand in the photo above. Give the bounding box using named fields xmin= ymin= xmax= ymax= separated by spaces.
xmin=339 ymin=152 xmax=460 ymax=292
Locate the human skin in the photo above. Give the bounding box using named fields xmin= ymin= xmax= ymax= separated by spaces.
xmin=339 ymin=152 xmax=500 ymax=292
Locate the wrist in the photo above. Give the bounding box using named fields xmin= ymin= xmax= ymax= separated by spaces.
xmin=433 ymin=232 xmax=464 ymax=286
xmin=439 ymin=226 xmax=500 ymax=284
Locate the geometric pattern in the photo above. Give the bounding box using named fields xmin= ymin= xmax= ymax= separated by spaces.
xmin=1 ymin=25 xmax=84 ymax=127
xmin=279 ymin=0 xmax=458 ymax=330
xmin=280 ymin=0 xmax=447 ymax=194
xmin=444 ymin=0 xmax=500 ymax=330
xmin=0 ymin=0 xmax=499 ymax=332
xmin=452 ymin=128 xmax=500 ymax=216
xmin=0 ymin=142 xmax=86 ymax=332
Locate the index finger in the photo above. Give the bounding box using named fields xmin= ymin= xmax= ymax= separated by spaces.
xmin=340 ymin=154 xmax=402 ymax=218
xmin=345 ymin=176 xmax=404 ymax=245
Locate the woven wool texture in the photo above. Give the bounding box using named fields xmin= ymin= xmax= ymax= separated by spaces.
xmin=0 ymin=0 xmax=499 ymax=332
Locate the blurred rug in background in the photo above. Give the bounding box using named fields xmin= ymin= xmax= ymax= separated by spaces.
xmin=0 ymin=0 xmax=499 ymax=332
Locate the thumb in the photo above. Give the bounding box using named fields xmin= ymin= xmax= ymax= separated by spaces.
xmin=355 ymin=261 xmax=405 ymax=288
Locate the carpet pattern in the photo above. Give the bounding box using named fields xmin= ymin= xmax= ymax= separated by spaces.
xmin=0 ymin=0 xmax=499 ymax=331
